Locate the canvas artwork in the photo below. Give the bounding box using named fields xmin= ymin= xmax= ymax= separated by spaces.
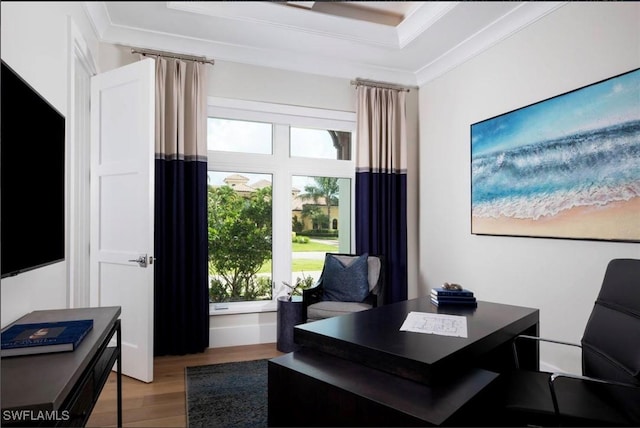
xmin=471 ymin=68 xmax=640 ymax=242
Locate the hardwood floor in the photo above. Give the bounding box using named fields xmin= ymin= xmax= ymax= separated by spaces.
xmin=87 ymin=343 xmax=283 ymax=427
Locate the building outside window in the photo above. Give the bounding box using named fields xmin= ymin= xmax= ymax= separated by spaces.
xmin=207 ymin=98 xmax=355 ymax=313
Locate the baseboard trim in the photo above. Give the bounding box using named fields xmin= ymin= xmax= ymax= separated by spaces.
xmin=209 ymin=322 xmax=277 ymax=348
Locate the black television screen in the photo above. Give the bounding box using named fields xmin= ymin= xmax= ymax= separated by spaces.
xmin=1 ymin=60 xmax=65 ymax=278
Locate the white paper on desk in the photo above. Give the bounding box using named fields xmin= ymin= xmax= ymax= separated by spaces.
xmin=399 ymin=311 xmax=468 ymax=338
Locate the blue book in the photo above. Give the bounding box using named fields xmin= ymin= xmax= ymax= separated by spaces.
xmin=431 ymin=287 xmax=474 ymax=297
xmin=431 ymin=290 xmax=476 ymax=301
xmin=431 ymin=297 xmax=477 ymax=307
xmin=432 ymin=295 xmax=477 ymax=303
xmin=1 ymin=319 xmax=93 ymax=357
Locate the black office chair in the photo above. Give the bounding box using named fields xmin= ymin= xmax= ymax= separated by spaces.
xmin=302 ymin=253 xmax=384 ymax=322
xmin=502 ymin=258 xmax=640 ymax=427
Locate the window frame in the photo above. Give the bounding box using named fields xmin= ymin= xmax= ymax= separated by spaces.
xmin=207 ymin=97 xmax=356 ymax=315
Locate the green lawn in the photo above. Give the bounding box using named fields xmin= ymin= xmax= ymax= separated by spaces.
xmin=212 ymin=238 xmax=338 ymax=274
xmin=292 ymin=240 xmax=337 ymax=252
xmin=292 ymin=259 xmax=325 ymax=272
xmin=258 ymin=258 xmax=325 ymax=273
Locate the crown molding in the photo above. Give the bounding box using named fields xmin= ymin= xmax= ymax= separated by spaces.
xmin=415 ymin=2 xmax=566 ymax=85
xmin=397 ymin=2 xmax=458 ymax=49
xmin=166 ymin=1 xmax=400 ymax=48
xmin=165 ymin=2 xmax=468 ymax=50
xmin=83 ymin=1 xmax=111 ymax=40
xmin=87 ymin=1 xmax=567 ymax=87
xmin=99 ymin=23 xmax=419 ymax=86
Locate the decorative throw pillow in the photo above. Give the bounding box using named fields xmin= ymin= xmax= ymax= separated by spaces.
xmin=321 ymin=253 xmax=370 ymax=303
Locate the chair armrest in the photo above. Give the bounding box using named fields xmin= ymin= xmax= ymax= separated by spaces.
xmin=302 ymin=285 xmax=323 ymax=308
xmin=548 ymin=371 xmax=640 ymax=423
xmin=363 ymin=293 xmax=377 ymax=307
xmin=512 ymin=334 xmax=582 ymax=369
xmin=549 ymin=372 xmax=640 ymax=388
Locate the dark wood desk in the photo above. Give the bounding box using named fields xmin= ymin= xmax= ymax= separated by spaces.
xmin=268 ymin=298 xmax=539 ymax=426
xmin=295 ymin=298 xmax=539 ymax=385
xmin=1 ymin=307 xmax=122 ymax=427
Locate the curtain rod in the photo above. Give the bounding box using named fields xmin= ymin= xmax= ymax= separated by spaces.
xmin=350 ymin=78 xmax=416 ymax=92
xmin=130 ymin=47 xmax=215 ymax=66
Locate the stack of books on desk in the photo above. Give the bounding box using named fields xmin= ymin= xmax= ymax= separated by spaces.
xmin=430 ymin=287 xmax=477 ymax=307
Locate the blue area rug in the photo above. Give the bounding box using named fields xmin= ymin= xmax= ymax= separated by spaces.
xmin=185 ymin=359 xmax=268 ymax=428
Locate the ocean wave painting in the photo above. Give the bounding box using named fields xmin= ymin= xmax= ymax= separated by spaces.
xmin=471 ymin=68 xmax=640 ymax=242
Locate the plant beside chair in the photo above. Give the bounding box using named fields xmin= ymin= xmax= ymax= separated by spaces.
xmin=280 ymin=273 xmax=315 ymax=301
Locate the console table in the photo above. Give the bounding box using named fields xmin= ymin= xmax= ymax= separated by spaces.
xmin=1 ymin=307 xmax=122 ymax=427
xmin=269 ymin=298 xmax=539 ymax=426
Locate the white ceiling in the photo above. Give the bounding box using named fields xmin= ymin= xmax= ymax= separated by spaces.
xmin=86 ymin=1 xmax=565 ymax=86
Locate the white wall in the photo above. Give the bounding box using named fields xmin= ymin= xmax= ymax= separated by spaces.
xmin=1 ymin=2 xmax=99 ymax=327
xmin=419 ymin=2 xmax=640 ymax=372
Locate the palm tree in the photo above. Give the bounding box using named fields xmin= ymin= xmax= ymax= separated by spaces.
xmin=300 ymin=177 xmax=339 ymax=228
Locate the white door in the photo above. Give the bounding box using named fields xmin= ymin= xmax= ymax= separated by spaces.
xmin=90 ymin=58 xmax=155 ymax=383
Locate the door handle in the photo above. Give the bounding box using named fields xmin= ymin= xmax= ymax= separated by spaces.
xmin=128 ymin=255 xmax=148 ymax=268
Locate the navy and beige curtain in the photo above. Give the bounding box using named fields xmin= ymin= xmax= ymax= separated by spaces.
xmin=153 ymin=57 xmax=209 ymax=355
xmin=355 ymin=86 xmax=408 ymax=304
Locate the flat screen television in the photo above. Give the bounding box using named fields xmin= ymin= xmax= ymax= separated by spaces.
xmin=1 ymin=60 xmax=66 ymax=278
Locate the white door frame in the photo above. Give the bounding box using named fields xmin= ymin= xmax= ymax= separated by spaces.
xmin=67 ymin=17 xmax=98 ymax=309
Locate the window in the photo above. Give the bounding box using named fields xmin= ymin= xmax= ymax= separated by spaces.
xmin=290 ymin=127 xmax=351 ymax=160
xmin=207 ymin=98 xmax=356 ymax=314
xmin=207 ymin=118 xmax=272 ymax=154
xmin=207 ymin=171 xmax=273 ymax=303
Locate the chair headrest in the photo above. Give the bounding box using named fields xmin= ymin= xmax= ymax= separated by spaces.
xmin=596 ymin=259 xmax=640 ymax=318
xmin=582 ymin=259 xmax=640 ymax=381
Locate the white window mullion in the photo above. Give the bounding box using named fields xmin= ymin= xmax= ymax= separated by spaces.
xmin=289 ymin=158 xmax=354 ymax=179
xmin=338 ymin=178 xmax=353 ymax=253
xmin=272 ymin=123 xmax=291 ymax=298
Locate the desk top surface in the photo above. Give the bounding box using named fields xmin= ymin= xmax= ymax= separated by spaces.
xmin=1 ymin=306 xmax=121 ymax=411
xmin=295 ymin=297 xmax=538 ymax=383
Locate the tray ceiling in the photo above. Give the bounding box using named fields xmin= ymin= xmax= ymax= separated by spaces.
xmin=86 ymin=1 xmax=565 ymax=86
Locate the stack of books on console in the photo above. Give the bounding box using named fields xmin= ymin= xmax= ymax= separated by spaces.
xmin=430 ymin=285 xmax=477 ymax=307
